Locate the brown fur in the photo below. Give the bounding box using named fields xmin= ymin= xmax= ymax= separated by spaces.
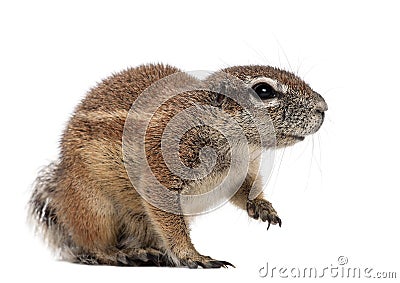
xmin=29 ymin=63 xmax=327 ymax=268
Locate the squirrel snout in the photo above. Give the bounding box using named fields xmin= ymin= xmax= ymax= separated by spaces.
xmin=315 ymin=96 xmax=328 ymax=113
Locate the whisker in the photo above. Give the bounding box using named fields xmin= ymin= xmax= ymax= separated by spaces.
xmin=268 ymin=146 xmax=286 ymax=197
xmin=312 ymin=134 xmax=323 ymax=178
xmin=304 ymin=135 xmax=314 ymax=191
xmin=218 ymin=60 xmax=232 ymax=70
xmin=303 ymin=64 xmax=316 ymax=80
xmin=274 ymin=35 xmax=293 ymax=73
xmin=277 ymin=46 xmax=282 ymax=70
xmin=243 ymin=41 xmax=271 ymax=66
xmin=296 ymin=56 xmax=304 ymax=77
xmin=317 ymin=133 xmax=323 ymax=190
xmin=297 ymin=135 xmax=311 ymax=160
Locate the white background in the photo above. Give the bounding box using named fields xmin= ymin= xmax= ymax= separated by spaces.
xmin=1 ymin=0 xmax=399 ymax=282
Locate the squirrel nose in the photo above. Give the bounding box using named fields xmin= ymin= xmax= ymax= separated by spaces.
xmin=315 ymin=94 xmax=328 ymax=113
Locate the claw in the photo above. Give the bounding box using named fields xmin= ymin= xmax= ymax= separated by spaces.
xmin=209 ymin=260 xmax=235 ymax=268
xmin=223 ymin=261 xmax=236 ymax=268
xmin=182 ymin=257 xmax=235 ymax=269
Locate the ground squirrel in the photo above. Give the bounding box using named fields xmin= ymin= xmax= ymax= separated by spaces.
xmin=29 ymin=63 xmax=327 ymax=268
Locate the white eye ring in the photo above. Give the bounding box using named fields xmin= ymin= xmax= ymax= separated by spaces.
xmin=263 ymin=98 xmax=280 ymax=108
xmin=250 ymin=77 xmax=288 ymax=94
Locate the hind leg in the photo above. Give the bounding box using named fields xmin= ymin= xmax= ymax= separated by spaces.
xmin=66 ymin=195 xmax=175 ymax=266
xmin=71 ymin=212 xmax=173 ymax=267
xmin=141 ymin=201 xmax=234 ymax=268
xmin=56 ymin=179 xmax=117 ymax=250
xmin=57 ymin=188 xmax=172 ymax=266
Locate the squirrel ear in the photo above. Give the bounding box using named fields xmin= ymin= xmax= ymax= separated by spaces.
xmin=211 ymin=93 xmax=225 ymax=107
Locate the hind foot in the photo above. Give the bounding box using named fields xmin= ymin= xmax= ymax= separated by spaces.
xmin=117 ymin=247 xmax=172 ymax=266
xmin=179 ymin=254 xmax=234 ymax=269
xmin=74 ymin=247 xmax=172 ymax=266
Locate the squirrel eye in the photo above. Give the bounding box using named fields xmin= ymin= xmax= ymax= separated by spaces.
xmin=252 ymin=83 xmax=278 ymax=100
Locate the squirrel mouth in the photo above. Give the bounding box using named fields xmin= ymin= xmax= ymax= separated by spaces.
xmin=288 ymin=135 xmax=305 ymax=141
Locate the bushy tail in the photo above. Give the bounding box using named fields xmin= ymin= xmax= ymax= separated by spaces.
xmin=28 ymin=161 xmax=68 ymax=256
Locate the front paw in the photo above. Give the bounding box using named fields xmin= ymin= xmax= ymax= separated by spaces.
xmin=246 ymin=199 xmax=282 ymax=229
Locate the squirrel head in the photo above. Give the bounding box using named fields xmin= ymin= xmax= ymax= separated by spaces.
xmin=209 ymin=65 xmax=328 ymax=147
